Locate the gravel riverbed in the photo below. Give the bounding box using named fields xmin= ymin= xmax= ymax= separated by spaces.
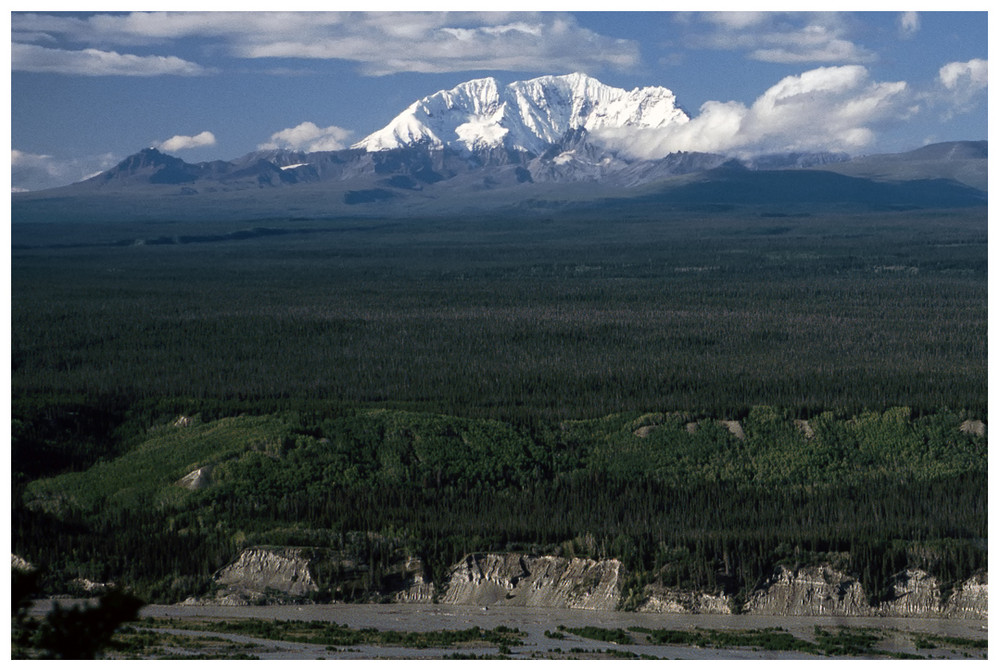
xmin=29 ymin=600 xmax=988 ymax=660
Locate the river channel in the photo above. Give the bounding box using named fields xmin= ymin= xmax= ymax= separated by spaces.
xmin=114 ymin=602 xmax=987 ymax=660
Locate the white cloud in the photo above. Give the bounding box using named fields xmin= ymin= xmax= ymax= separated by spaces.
xmin=939 ymin=59 xmax=987 ymax=91
xmin=12 ymin=149 xmax=118 ymax=191
xmin=593 ymin=65 xmax=910 ymax=159
xmin=740 ymin=66 xmax=906 ymax=147
xmin=683 ymin=12 xmax=875 ymax=65
xmin=12 ymin=149 xmax=53 ymax=170
xmin=259 ymin=122 xmax=353 ymax=152
xmin=12 ymin=11 xmax=638 ymax=76
xmin=703 ymin=12 xmax=769 ymax=30
xmin=935 ymin=59 xmax=987 ymax=118
xmin=11 ymin=42 xmax=207 ymax=76
xmin=899 ymin=12 xmax=920 ymax=38
xmin=157 ymin=131 xmax=217 ymax=152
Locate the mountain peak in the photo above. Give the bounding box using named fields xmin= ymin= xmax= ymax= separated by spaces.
xmin=354 ymin=73 xmax=689 ymax=156
xmin=88 ymin=146 xmax=201 ymax=186
xmin=133 ymin=146 xmax=172 ymax=162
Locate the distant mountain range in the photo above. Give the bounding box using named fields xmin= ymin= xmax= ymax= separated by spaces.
xmin=12 ymin=73 xmax=987 ymax=222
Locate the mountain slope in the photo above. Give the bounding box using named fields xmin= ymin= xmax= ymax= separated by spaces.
xmin=815 ymin=141 xmax=988 ymax=192
xmin=627 ymin=162 xmax=987 ymax=210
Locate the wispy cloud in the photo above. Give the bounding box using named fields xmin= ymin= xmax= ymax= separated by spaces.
xmin=681 ymin=12 xmax=875 ymax=64
xmin=700 ymin=12 xmax=769 ymax=30
xmin=12 ymin=149 xmax=118 ymax=191
xmin=11 ymin=149 xmax=56 ymax=177
xmin=259 ymin=122 xmax=354 ymax=152
xmin=11 ymin=42 xmax=207 ymax=76
xmin=157 ymin=132 xmax=217 ymax=152
xmin=593 ymin=65 xmax=910 ymax=158
xmin=11 ymin=11 xmax=278 ymax=46
xmin=11 ymin=11 xmax=639 ymax=76
xmin=251 ymin=13 xmax=640 ymax=75
xmin=898 ymin=12 xmax=920 ymax=38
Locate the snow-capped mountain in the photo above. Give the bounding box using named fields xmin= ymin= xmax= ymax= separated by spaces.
xmin=354 ymin=72 xmax=689 ymax=156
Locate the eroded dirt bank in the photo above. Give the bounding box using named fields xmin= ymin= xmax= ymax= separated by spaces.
xmin=195 ymin=548 xmax=987 ymax=619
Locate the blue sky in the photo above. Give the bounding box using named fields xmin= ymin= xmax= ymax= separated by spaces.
xmin=9 ymin=8 xmax=989 ymax=191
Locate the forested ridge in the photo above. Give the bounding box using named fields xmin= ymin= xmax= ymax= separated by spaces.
xmin=13 ymin=407 xmax=987 ymax=605
xmin=11 ymin=207 xmax=987 ymax=607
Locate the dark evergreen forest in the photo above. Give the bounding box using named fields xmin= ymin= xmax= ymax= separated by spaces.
xmin=11 ymin=206 xmax=987 ymax=605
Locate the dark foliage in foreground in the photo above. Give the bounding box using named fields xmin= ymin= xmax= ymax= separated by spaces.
xmin=12 ymin=568 xmax=143 ymax=659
